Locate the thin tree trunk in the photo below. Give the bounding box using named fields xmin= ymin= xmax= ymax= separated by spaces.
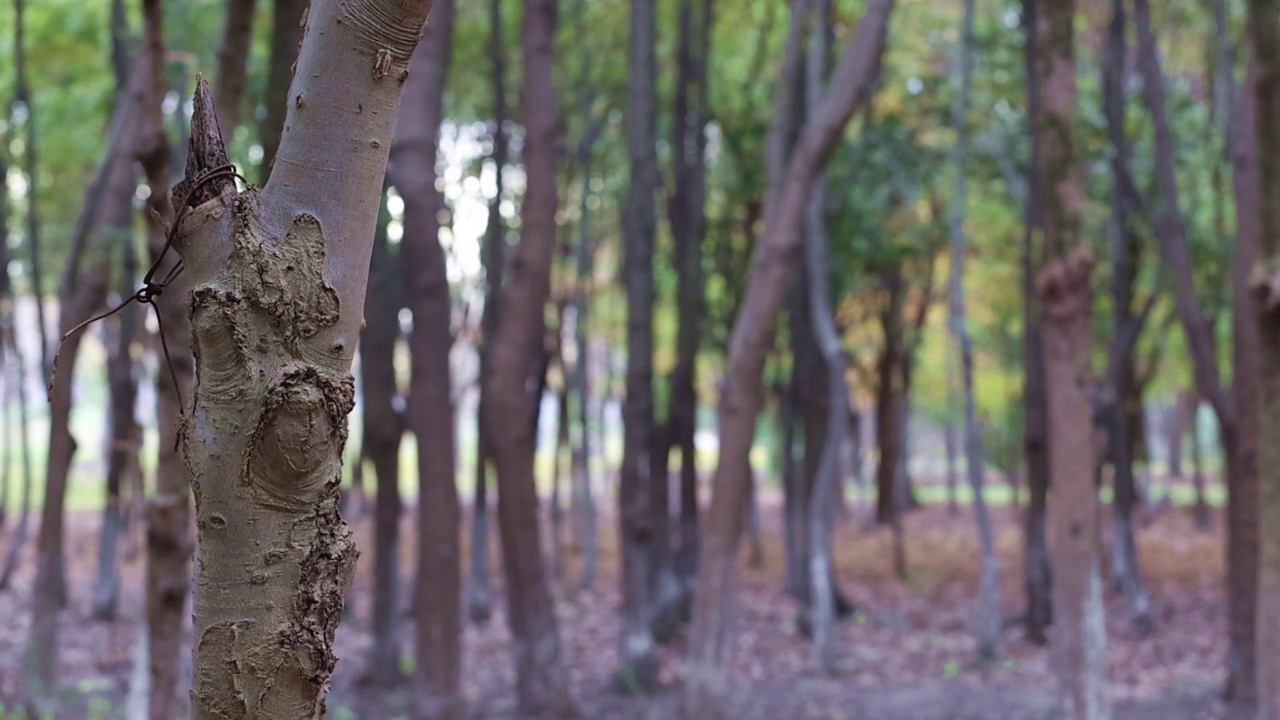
xmin=174 ymin=0 xmax=434 ymax=712
xmin=948 ymin=0 xmax=1001 ymax=661
xmin=618 ymin=0 xmax=660 ymax=691
xmin=258 ymin=0 xmax=308 ymax=182
xmin=1021 ymin=0 xmax=1053 ymax=650
xmin=874 ymin=285 xmax=903 ymax=525
xmin=1249 ymin=4 xmax=1280 ymax=716
xmin=1190 ymin=407 xmax=1211 ymax=529
xmin=0 ymin=326 xmax=33 ymax=591
xmin=360 ymin=192 xmax=403 ymax=686
xmin=93 ymin=152 xmax=143 ymax=624
xmin=481 ymin=0 xmax=575 ymax=712
xmin=1032 ymin=0 xmax=1108 ymax=715
xmin=1101 ymin=0 xmax=1154 ymax=635
xmin=682 ymin=3 xmax=893 ymax=716
xmin=944 ymin=424 xmax=959 ymax=515
xmin=213 ymin=0 xmax=259 ymax=138
xmin=470 ymin=0 xmax=510 ymax=627
xmin=394 ymin=3 xmax=464 ymax=713
xmin=13 ymin=0 xmax=50 ymax=377
xmin=551 ymin=387 xmax=567 ymax=582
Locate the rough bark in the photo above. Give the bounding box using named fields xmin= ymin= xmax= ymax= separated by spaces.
xmin=30 ymin=55 xmax=149 ymax=713
xmin=681 ymin=2 xmax=894 ymax=716
xmin=948 ymin=0 xmax=1001 ymax=660
xmin=258 ymin=0 xmax=309 ymax=182
xmin=479 ymin=0 xmax=575 ymax=712
xmin=1033 ymin=0 xmax=1108 ymax=716
xmin=13 ymin=0 xmax=50 ymax=377
xmin=173 ymin=0 xmax=434 ymax=713
xmin=470 ymin=0 xmax=510 ymax=626
xmin=390 ymin=2 xmax=464 ymax=714
xmin=1249 ymin=1 xmax=1280 ymax=716
xmin=359 ymin=193 xmax=403 ymax=686
xmin=214 ymin=0 xmax=259 ymax=138
xmin=1021 ymin=0 xmax=1053 ymax=649
xmin=618 ymin=0 xmax=660 ymax=690
xmin=1101 ymin=0 xmax=1153 ymax=635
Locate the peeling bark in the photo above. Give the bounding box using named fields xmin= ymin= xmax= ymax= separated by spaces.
xmin=172 ymin=0 xmax=433 ymax=714
xmin=681 ymin=2 xmax=893 ymax=716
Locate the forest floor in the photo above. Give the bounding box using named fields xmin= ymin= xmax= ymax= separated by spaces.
xmin=0 ymin=488 xmax=1230 ymax=719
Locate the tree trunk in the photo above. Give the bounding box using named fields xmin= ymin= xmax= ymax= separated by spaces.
xmin=173 ymin=0 xmax=434 ymax=713
xmin=944 ymin=424 xmax=959 ymax=515
xmin=1021 ymin=0 xmax=1053 ymax=650
xmin=874 ymin=286 xmax=903 ymax=525
xmin=392 ymin=3 xmax=464 ymax=714
xmin=258 ymin=0 xmax=308 ymax=182
xmin=1248 ymin=2 xmax=1280 ymax=716
xmin=13 ymin=0 xmax=50 ymax=377
xmin=1190 ymin=406 xmax=1211 ymax=529
xmin=618 ymin=0 xmax=660 ymax=691
xmin=360 ymin=193 xmax=403 ymax=686
xmin=681 ymin=3 xmax=893 ymax=716
xmin=214 ymin=0 xmax=259 ymax=138
xmin=0 ymin=323 xmax=33 ymax=591
xmin=93 ymin=152 xmax=143 ymax=624
xmin=480 ymin=0 xmax=575 ymax=712
xmin=948 ymin=0 xmax=1001 ymax=661
xmin=1101 ymin=0 xmax=1153 ymax=635
xmin=470 ymin=0 xmax=510 ymax=627
xmin=1033 ymin=0 xmax=1108 ymax=715
xmin=551 ymin=387 xmax=567 ymax=582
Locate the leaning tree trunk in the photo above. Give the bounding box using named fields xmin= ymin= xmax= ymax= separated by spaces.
xmin=470 ymin=0 xmax=510 ymax=626
xmin=618 ymin=0 xmax=660 ymax=690
xmin=359 ymin=192 xmax=404 ymax=686
xmin=681 ymin=3 xmax=894 ymax=717
xmin=1032 ymin=0 xmax=1108 ymax=716
xmin=29 ymin=57 xmax=147 ymax=712
xmin=258 ymin=0 xmax=308 ymax=182
xmin=172 ymin=0 xmax=434 ymax=713
xmin=480 ymin=0 xmax=576 ymax=713
xmin=1020 ymin=0 xmax=1053 ymax=647
xmin=393 ymin=1 xmax=464 ymax=714
xmin=1249 ymin=1 xmax=1280 ymax=716
xmin=948 ymin=0 xmax=1001 ymax=661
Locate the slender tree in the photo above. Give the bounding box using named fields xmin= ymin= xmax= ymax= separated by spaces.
xmin=948 ymin=0 xmax=1001 ymax=661
xmin=395 ymin=0 xmax=465 ymax=713
xmin=214 ymin=0 xmax=259 ymax=138
xmin=682 ymin=2 xmax=894 ymax=716
xmin=258 ymin=0 xmax=309 ymax=182
xmin=619 ymin=0 xmax=660 ymax=690
xmin=481 ymin=0 xmax=576 ymax=712
xmin=13 ymin=0 xmax=50 ymax=377
xmin=170 ymin=0 xmax=434 ymax=713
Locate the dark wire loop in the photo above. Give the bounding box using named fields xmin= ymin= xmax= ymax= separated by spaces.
xmin=47 ymin=164 xmax=246 ymax=414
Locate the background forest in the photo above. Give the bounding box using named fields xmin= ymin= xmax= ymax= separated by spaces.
xmin=0 ymin=0 xmax=1269 ymax=718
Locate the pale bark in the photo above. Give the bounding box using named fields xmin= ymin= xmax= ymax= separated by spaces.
xmin=258 ymin=0 xmax=309 ymax=182
xmin=1249 ymin=1 xmax=1280 ymax=716
xmin=480 ymin=0 xmax=576 ymax=712
xmin=1033 ymin=0 xmax=1108 ymax=716
xmin=173 ymin=0 xmax=434 ymax=714
xmin=619 ymin=0 xmax=660 ymax=690
xmin=390 ymin=2 xmax=464 ymax=714
xmin=214 ymin=0 xmax=259 ymax=138
xmin=948 ymin=0 xmax=1001 ymax=661
xmin=681 ymin=2 xmax=894 ymax=716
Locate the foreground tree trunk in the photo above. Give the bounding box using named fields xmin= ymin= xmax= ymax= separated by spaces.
xmin=681 ymin=3 xmax=894 ymax=716
xmin=948 ymin=0 xmax=1001 ymax=661
xmin=480 ymin=0 xmax=575 ymax=713
xmin=618 ymin=0 xmax=660 ymax=690
xmin=393 ymin=3 xmax=464 ymax=713
xmin=1032 ymin=0 xmax=1108 ymax=716
xmin=1249 ymin=1 xmax=1280 ymax=715
xmin=174 ymin=0 xmax=433 ymax=713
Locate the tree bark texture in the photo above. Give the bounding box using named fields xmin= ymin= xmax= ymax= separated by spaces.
xmin=681 ymin=2 xmax=894 ymax=716
xmin=479 ymin=0 xmax=576 ymax=712
xmin=1033 ymin=0 xmax=1109 ymax=716
xmin=173 ymin=0 xmax=433 ymax=714
xmin=258 ymin=0 xmax=309 ymax=182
